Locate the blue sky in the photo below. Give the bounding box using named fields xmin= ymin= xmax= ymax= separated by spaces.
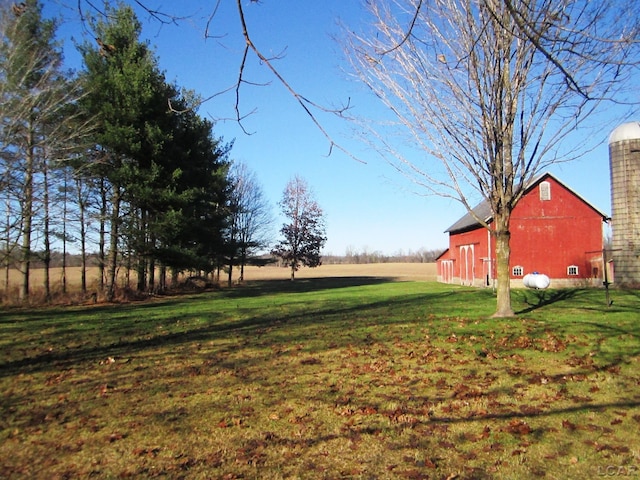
xmin=47 ymin=0 xmax=633 ymax=255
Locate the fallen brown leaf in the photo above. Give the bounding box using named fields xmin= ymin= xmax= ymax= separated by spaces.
xmin=503 ymin=419 xmax=531 ymax=435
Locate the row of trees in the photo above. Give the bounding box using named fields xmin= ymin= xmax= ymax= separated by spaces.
xmin=0 ymin=1 xmax=275 ymax=302
xmin=324 ymin=247 xmax=444 ymax=265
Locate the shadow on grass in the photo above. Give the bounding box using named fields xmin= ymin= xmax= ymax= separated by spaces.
xmin=426 ymin=399 xmax=640 ymax=425
xmin=0 ymin=282 xmax=456 ymax=379
xmin=515 ymin=289 xmax=580 ymax=314
xmin=226 ymin=275 xmax=397 ymax=297
xmin=514 ymin=286 xmax=640 ymax=315
xmin=620 ymin=286 xmax=640 ymax=301
xmin=2 ymin=278 xmax=639 ymax=471
xmin=0 ymin=296 xmax=195 ymax=324
xmin=0 ymin=276 xmax=395 ymax=324
xmin=1 ymin=279 xmax=638 ymax=383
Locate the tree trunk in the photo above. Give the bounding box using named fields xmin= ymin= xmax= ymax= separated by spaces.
xmin=61 ymin=240 xmax=67 ymax=296
xmin=136 ymin=256 xmax=146 ymax=291
xmin=492 ymin=226 xmax=515 ymax=318
xmin=20 ymin=124 xmax=35 ymax=302
xmin=239 ymin=249 xmax=246 ymax=282
xmin=136 ymin=208 xmax=147 ymax=292
xmin=148 ymin=255 xmax=155 ymax=292
xmin=61 ymin=215 xmax=67 ymax=296
xmin=99 ymin=178 xmax=107 ymax=291
xmin=125 ymin=246 xmax=132 ymax=288
xmin=43 ymin=156 xmax=51 ymax=302
xmin=76 ymin=176 xmax=87 ymax=294
xmin=61 ymin=173 xmax=69 ymax=295
xmin=171 ymin=267 xmax=179 ymax=287
xmin=4 ymin=195 xmax=11 ymax=300
xmin=159 ymin=264 xmax=166 ymax=291
xmin=106 ymin=187 xmax=121 ymax=302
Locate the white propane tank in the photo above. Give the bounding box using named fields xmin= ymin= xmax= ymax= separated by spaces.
xmin=523 ymin=272 xmax=550 ymax=289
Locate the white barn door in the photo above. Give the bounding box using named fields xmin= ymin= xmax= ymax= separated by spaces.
xmin=459 ymin=245 xmax=475 ymax=286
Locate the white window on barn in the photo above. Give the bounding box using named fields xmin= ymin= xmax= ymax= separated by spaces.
xmin=512 ymin=266 xmax=524 ymax=276
xmin=539 ymin=181 xmax=551 ymax=201
xmin=567 ymin=265 xmax=579 ymax=276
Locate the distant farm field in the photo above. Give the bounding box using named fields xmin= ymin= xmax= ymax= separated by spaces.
xmin=2 ymin=262 xmax=438 ymax=293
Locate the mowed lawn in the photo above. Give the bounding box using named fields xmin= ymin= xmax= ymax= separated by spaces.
xmin=1 ymin=275 xmax=639 ymax=479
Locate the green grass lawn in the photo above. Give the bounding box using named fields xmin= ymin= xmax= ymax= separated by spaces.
xmin=1 ymin=279 xmax=639 ymax=479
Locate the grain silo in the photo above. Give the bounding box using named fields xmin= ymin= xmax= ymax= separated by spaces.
xmin=608 ymin=122 xmax=640 ymax=285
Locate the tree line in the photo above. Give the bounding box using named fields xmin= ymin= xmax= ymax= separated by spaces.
xmin=324 ymin=247 xmax=444 ymax=265
xmin=0 ymin=1 xmax=274 ymax=303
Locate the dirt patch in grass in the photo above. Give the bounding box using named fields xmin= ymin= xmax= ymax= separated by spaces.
xmin=0 ymin=281 xmax=638 ymax=479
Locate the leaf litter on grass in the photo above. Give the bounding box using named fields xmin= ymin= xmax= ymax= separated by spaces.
xmin=0 ymin=281 xmax=639 ymax=479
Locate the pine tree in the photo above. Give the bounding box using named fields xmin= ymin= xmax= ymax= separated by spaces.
xmin=78 ymin=4 xmax=173 ymax=299
xmin=79 ymin=7 xmax=232 ymax=295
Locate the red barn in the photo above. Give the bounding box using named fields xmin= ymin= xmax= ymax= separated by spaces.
xmin=437 ymin=173 xmax=608 ymax=288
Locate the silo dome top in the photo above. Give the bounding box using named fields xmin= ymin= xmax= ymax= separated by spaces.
xmin=609 ymin=121 xmax=640 ymax=144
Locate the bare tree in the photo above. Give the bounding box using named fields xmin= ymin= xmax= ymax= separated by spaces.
xmin=0 ymin=0 xmax=91 ymax=301
xmin=272 ymin=176 xmax=327 ymax=281
xmin=227 ymin=162 xmax=274 ymax=284
xmin=346 ymin=0 xmax=639 ymax=316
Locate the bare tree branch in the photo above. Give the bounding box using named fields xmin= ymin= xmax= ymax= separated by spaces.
xmin=233 ymin=0 xmax=359 ymax=159
xmin=377 ymin=0 xmax=423 ymax=56
xmin=68 ymin=1 xmax=363 ymax=159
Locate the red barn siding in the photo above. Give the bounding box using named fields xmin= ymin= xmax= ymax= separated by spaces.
xmin=437 ymin=221 xmax=492 ymax=287
xmin=450 ymin=227 xmax=489 ymax=286
xmin=437 ymin=174 xmax=606 ymax=288
xmin=510 ymin=177 xmax=604 ymax=282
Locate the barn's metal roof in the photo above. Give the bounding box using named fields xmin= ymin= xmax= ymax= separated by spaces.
xmin=444 ymin=201 xmax=492 ymax=233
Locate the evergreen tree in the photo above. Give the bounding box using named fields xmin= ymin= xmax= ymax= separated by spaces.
xmin=79 ymin=5 xmax=232 ymax=295
xmin=78 ymin=3 xmax=174 ymax=299
xmin=159 ymin=91 xmax=231 ymax=279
